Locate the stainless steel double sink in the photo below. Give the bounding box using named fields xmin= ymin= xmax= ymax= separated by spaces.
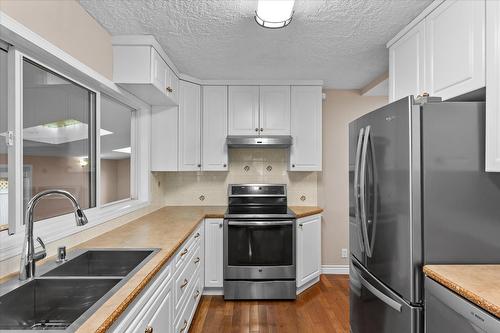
xmin=0 ymin=249 xmax=159 ymax=332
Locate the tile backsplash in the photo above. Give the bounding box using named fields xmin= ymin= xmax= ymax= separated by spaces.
xmin=156 ymin=149 xmax=318 ymax=206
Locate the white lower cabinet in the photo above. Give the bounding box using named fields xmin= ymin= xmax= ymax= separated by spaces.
xmin=296 ymin=214 xmax=322 ymax=289
xmin=204 ymin=219 xmax=224 ymax=288
xmin=110 ymin=224 xmax=204 ymax=333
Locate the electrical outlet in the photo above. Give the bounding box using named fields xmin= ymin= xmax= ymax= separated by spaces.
xmin=341 ymin=248 xmax=348 ymax=258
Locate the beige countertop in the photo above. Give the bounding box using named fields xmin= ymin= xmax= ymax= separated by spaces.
xmin=4 ymin=205 xmax=321 ymax=332
xmin=424 ymin=265 xmax=500 ymax=319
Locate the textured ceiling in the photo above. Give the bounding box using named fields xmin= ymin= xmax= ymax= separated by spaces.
xmin=79 ymin=0 xmax=433 ymax=89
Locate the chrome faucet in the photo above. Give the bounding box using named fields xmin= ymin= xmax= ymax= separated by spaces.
xmin=19 ymin=189 xmax=88 ymax=280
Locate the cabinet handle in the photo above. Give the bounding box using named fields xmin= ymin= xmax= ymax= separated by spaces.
xmin=180 ymin=278 xmax=189 ymax=289
xmin=194 ymin=232 xmax=200 ymax=239
xmin=180 ymin=248 xmax=188 ymax=257
xmin=145 ymin=326 xmax=153 ymax=333
xmin=255 ymin=128 xmax=259 ymax=132
xmin=194 ymin=290 xmax=200 ymax=299
xmin=166 ymin=86 xmax=173 ymax=93
xmin=194 ymin=257 xmax=200 ymax=264
xmin=179 ymin=320 xmax=188 ymax=332
xmin=260 ymin=128 xmax=264 ymax=132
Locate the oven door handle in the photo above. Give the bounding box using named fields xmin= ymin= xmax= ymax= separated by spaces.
xmin=227 ymin=221 xmax=294 ymax=226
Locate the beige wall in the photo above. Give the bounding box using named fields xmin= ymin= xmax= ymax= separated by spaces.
xmin=319 ymin=90 xmax=388 ymax=265
xmin=101 ymin=158 xmax=131 ymax=205
xmin=159 ymin=149 xmax=318 ymax=206
xmin=0 ymin=0 xmax=113 ymax=79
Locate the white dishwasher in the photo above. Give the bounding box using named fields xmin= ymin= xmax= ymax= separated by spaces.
xmin=425 ymin=277 xmax=500 ymax=333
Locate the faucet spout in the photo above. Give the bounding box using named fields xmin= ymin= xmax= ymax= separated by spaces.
xmin=19 ymin=189 xmax=88 ymax=280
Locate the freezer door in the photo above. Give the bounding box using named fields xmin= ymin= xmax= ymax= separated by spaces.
xmin=422 ymin=102 xmax=500 ymax=264
xmin=356 ymin=97 xmax=421 ymax=303
xmin=350 ymin=257 xmax=422 ymax=333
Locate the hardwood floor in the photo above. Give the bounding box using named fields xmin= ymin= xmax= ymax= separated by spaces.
xmin=190 ymin=275 xmax=350 ymax=333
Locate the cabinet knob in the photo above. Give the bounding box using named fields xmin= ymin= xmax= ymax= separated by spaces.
xmin=197 ymin=164 xmax=201 ymax=168
xmin=292 ymin=164 xmax=296 ymax=168
xmin=166 ymin=86 xmax=173 ymax=93
xmin=219 ymin=223 xmax=223 ymax=228
xmin=255 ymin=128 xmax=259 ymax=132
xmin=260 ymin=128 xmax=264 ymax=132
xmin=145 ymin=326 xmax=153 ymax=333
xmin=223 ymin=163 xmax=227 ymax=168
xmin=299 ymin=223 xmax=303 ymax=228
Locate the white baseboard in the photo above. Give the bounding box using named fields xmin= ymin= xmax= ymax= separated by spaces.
xmin=321 ymin=264 xmax=349 ymax=275
xmin=202 ymin=287 xmax=224 ymax=296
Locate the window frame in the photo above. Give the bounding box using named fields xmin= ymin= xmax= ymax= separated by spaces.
xmin=0 ymin=45 xmax=151 ymax=261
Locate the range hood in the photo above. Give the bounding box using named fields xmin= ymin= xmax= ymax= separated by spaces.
xmin=226 ymin=135 xmax=292 ymax=148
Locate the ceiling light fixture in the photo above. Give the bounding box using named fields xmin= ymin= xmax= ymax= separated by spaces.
xmin=255 ymin=0 xmax=295 ymax=29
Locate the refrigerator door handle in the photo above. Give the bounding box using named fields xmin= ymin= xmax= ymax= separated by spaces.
xmin=354 ymin=127 xmax=365 ymax=253
xmin=360 ymin=125 xmax=373 ymax=258
xmin=358 ymin=273 xmax=403 ymax=312
xmin=368 ymin=126 xmax=378 ymax=256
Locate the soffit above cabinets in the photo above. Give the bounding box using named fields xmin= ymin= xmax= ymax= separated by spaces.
xmin=79 ymin=0 xmax=433 ymax=89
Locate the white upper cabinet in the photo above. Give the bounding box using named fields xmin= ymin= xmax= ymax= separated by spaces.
xmin=259 ymin=86 xmax=291 ymax=135
xmin=151 ymin=106 xmax=178 ymax=172
xmin=296 ymin=214 xmax=322 ymax=290
xmin=486 ymin=0 xmax=500 ymax=171
xmin=389 ymin=20 xmax=425 ymax=102
xmin=113 ymin=42 xmax=178 ymax=106
xmin=202 ymin=86 xmax=228 ymax=171
xmin=178 ymin=81 xmax=201 ymax=171
xmin=425 ymin=0 xmax=485 ymax=100
xmin=289 ymin=86 xmax=322 ymax=171
xmin=228 ymin=86 xmax=260 ymax=135
xmin=388 ymin=0 xmax=485 ymax=102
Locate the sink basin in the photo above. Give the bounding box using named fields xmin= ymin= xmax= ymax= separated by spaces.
xmin=0 ymin=248 xmax=158 ymax=331
xmin=42 ymin=250 xmax=155 ymax=277
xmin=0 ymin=278 xmax=120 ymax=330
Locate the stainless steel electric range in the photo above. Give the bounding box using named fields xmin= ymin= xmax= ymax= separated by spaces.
xmin=223 ymin=184 xmax=296 ymax=300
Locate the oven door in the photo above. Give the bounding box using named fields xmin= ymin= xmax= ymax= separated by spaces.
xmin=224 ymin=220 xmax=295 ymax=280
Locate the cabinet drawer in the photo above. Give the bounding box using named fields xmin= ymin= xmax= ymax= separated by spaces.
xmin=174 ymin=275 xmax=203 ymax=333
xmin=174 ymin=244 xmax=201 ymax=311
xmin=174 ymin=225 xmax=202 ymax=270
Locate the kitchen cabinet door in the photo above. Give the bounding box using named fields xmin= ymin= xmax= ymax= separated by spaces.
xmin=143 ymin=286 xmax=173 ymax=333
xmin=486 ymin=0 xmax=500 ymax=172
xmin=296 ymin=214 xmax=321 ymax=289
xmin=259 ymin=86 xmax=291 ymax=135
xmin=388 ymin=20 xmax=426 ymax=102
xmin=204 ymin=219 xmax=223 ymax=288
xmin=425 ymin=0 xmax=485 ymax=100
xmin=151 ymin=106 xmax=178 ymax=171
xmin=228 ymin=86 xmax=259 ymax=136
xmin=179 ymin=81 xmax=201 ymax=171
xmin=289 ymin=86 xmax=322 ymax=171
xmin=202 ymin=86 xmax=228 ymax=171
xmin=151 ymin=48 xmax=168 ymax=96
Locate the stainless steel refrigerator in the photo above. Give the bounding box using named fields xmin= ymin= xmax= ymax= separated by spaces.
xmin=349 ymin=96 xmax=500 ymax=333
